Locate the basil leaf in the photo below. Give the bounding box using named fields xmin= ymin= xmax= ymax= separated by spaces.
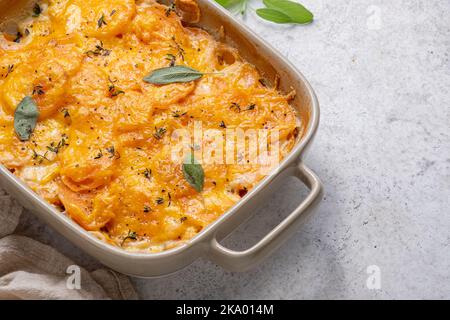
xmin=263 ymin=0 xmax=313 ymax=24
xmin=182 ymin=153 xmax=204 ymax=192
xmin=215 ymin=0 xmax=243 ymax=9
xmin=256 ymin=8 xmax=293 ymax=24
xmin=215 ymin=0 xmax=248 ymax=15
xmin=143 ymin=65 xmax=204 ymax=85
xmin=14 ymin=96 xmax=39 ymax=141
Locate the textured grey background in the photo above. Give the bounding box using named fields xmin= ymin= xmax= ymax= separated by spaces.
xmin=12 ymin=0 xmax=450 ymax=299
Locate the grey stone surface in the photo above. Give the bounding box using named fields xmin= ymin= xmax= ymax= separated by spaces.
xmin=12 ymin=0 xmax=450 ymax=299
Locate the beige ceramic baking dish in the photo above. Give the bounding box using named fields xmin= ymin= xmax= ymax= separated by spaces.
xmin=0 ymin=0 xmax=323 ymax=277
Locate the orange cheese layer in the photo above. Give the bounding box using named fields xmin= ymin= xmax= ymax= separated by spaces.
xmin=0 ymin=0 xmax=301 ymax=252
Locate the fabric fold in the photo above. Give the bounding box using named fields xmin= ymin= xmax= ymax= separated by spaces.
xmin=0 ymin=189 xmax=137 ymax=300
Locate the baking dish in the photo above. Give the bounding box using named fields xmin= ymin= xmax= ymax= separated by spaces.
xmin=0 ymin=0 xmax=323 ymax=277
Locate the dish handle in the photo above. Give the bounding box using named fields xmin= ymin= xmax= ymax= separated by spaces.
xmin=208 ymin=162 xmax=323 ymax=271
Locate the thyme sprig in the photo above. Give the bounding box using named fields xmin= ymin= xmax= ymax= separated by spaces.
xmin=47 ymin=135 xmax=69 ymax=154
xmin=33 ymin=3 xmax=42 ymax=17
xmin=121 ymin=230 xmax=138 ymax=246
xmin=153 ymin=127 xmax=167 ymax=140
xmin=98 ymin=14 xmax=108 ymax=28
xmin=143 ymin=168 xmax=152 ymax=180
xmin=85 ymin=42 xmax=111 ymax=57
xmin=32 ymin=150 xmax=50 ymax=164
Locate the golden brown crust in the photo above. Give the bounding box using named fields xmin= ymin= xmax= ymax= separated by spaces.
xmin=0 ymin=0 xmax=300 ymax=252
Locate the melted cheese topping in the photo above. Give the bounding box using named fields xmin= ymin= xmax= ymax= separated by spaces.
xmin=0 ymin=0 xmax=302 ymax=252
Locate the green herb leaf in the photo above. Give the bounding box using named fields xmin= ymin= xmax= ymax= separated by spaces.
xmin=98 ymin=14 xmax=107 ymax=28
xmin=165 ymin=3 xmax=176 ymax=16
xmin=109 ymin=86 xmax=125 ymax=97
xmin=172 ymin=110 xmax=187 ymax=118
xmin=262 ymin=0 xmax=313 ymax=24
xmin=94 ymin=149 xmax=103 ymax=159
xmin=165 ymin=53 xmax=176 ymax=66
xmin=143 ymin=168 xmax=152 ymax=180
xmin=13 ymin=32 xmax=23 ymax=43
xmin=121 ymin=230 xmax=138 ymax=246
xmin=215 ymin=0 xmax=244 ymax=9
xmin=246 ymin=103 xmax=256 ymax=110
xmin=182 ymin=153 xmax=204 ymax=192
xmin=143 ymin=65 xmax=203 ymax=85
xmin=85 ymin=42 xmax=111 ymax=57
xmin=33 ymin=3 xmax=42 ymax=17
xmin=32 ymin=149 xmax=49 ymax=164
xmin=230 ymin=102 xmax=241 ymax=112
xmin=256 ymin=8 xmax=293 ymax=24
xmin=61 ymin=108 xmax=70 ymax=118
xmin=153 ymin=127 xmax=167 ymax=140
xmin=47 ymin=134 xmax=69 ymax=154
xmin=32 ymin=84 xmax=45 ymax=96
xmin=14 ymin=96 xmax=39 ymax=141
xmin=5 ymin=64 xmax=14 ymax=78
xmin=214 ymin=0 xmax=312 ymax=24
xmin=106 ymin=146 xmax=118 ymax=158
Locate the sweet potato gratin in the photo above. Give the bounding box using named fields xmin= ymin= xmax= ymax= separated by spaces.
xmin=0 ymin=0 xmax=302 ymax=251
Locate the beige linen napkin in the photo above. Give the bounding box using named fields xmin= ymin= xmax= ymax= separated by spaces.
xmin=0 ymin=189 xmax=138 ymax=300
xmin=0 ymin=0 xmax=139 ymax=300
